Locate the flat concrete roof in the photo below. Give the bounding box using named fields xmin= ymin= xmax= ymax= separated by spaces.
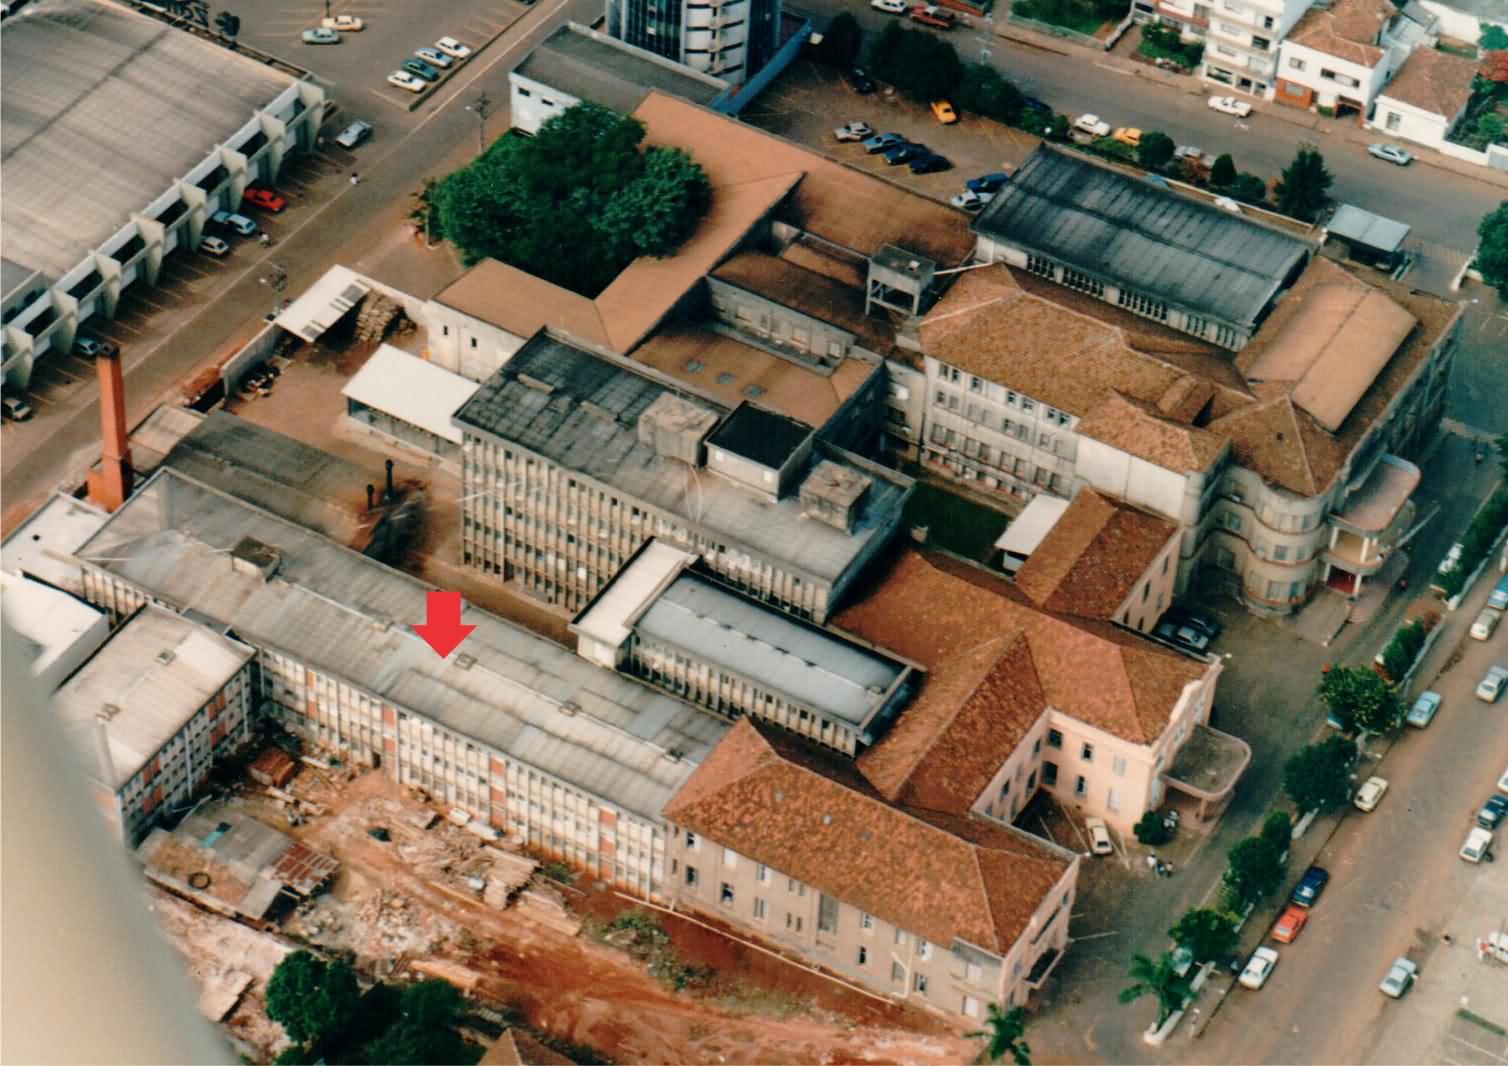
xmin=1 ymin=0 xmax=297 ymax=279
xmin=0 ymin=571 xmax=105 ymax=680
xmin=514 ymin=22 xmax=726 ymax=114
xmin=1 ymin=494 xmax=110 ymax=595
xmin=343 ymin=344 xmax=480 ymax=446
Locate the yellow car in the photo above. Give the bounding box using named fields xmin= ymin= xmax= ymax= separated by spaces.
xmin=930 ymin=100 xmax=958 ymax=125
xmin=1111 ymin=127 xmax=1142 ymax=147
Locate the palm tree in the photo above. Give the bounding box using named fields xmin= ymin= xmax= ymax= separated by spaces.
xmin=1118 ymin=951 xmax=1192 ymax=1026
xmin=967 ymin=1002 xmax=1032 ymax=1065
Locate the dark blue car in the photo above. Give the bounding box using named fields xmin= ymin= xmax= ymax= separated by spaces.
xmin=966 ymin=172 xmax=1011 ymax=195
xmin=401 ymin=57 xmax=440 ymax=82
xmin=1291 ymin=865 xmax=1329 ymax=908
xmin=883 ymin=142 xmax=927 ymax=166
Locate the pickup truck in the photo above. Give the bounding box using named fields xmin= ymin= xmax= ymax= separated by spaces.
xmin=908 ymin=4 xmax=955 ymax=28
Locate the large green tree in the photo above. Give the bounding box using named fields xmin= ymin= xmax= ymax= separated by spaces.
xmin=1317 ymin=665 xmax=1398 ymax=735
xmin=956 ymin=63 xmax=1024 ymax=124
xmin=1137 ymin=131 xmax=1176 ymax=169
xmin=1222 ymin=836 xmax=1286 ymax=911
xmin=1118 ymin=952 xmax=1192 ymax=1025
xmin=1284 ymin=736 xmax=1357 ymax=813
xmin=968 ymin=1002 xmax=1032 ymax=1065
xmin=265 ymin=951 xmax=360 ymax=1051
xmin=815 ymin=11 xmax=864 ymax=66
xmin=362 ymin=980 xmax=470 ymax=1065
xmin=1475 ymin=201 xmax=1508 ymax=298
xmin=432 ymin=104 xmax=710 ymax=296
xmin=866 ymin=21 xmax=908 ymax=84
xmin=894 ymin=31 xmax=964 ymax=102
xmin=1168 ymin=908 xmax=1238 ymax=965
xmin=1274 ymin=143 xmax=1333 ymax=222
xmin=1210 ymin=153 xmax=1236 ymax=187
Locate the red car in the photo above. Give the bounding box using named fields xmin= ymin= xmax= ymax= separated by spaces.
xmin=242 ymin=185 xmax=287 ymax=213
xmin=1271 ymin=904 xmax=1309 ymax=944
xmin=908 ymin=4 xmax=955 ymax=28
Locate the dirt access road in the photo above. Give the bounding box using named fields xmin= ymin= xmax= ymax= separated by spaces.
xmin=282 ymin=770 xmax=976 ymax=1065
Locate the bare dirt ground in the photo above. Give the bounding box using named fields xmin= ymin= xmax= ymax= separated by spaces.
xmin=217 ymin=766 xmax=979 ymax=1065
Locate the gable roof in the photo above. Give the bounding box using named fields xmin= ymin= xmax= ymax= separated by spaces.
xmin=1378 ymin=45 xmax=1477 ymax=118
xmin=1207 ymin=393 xmax=1346 ymax=497
xmin=1015 ymin=489 xmax=1178 ymax=618
xmin=1287 ymin=0 xmax=1397 ymax=66
xmin=972 ymin=147 xmax=1312 ymax=332
xmin=1074 ymin=393 xmax=1228 ymax=474
xmin=664 ymin=718 xmax=1072 ymax=954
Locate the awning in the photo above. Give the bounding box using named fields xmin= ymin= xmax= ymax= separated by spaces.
xmin=274 ymin=264 xmax=371 ymax=342
xmin=341 ymin=343 xmax=479 ymax=445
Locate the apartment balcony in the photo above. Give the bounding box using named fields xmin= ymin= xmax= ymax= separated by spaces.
xmin=1161 ymin=724 xmax=1251 ymax=824
xmin=1331 ymin=455 xmax=1419 ymax=537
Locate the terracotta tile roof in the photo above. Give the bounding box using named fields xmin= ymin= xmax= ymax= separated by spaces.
xmin=1074 ymin=393 xmax=1228 ymax=474
xmin=480 ymin=1029 xmax=574 ymax=1066
xmin=1287 ymin=0 xmax=1396 ymax=66
xmin=664 ymin=718 xmax=1072 ymax=954
xmin=1207 ymin=393 xmax=1346 ymax=496
xmin=712 ymin=250 xmax=900 ymax=355
xmin=1380 ymin=46 xmax=1477 ymax=118
xmin=835 ymin=549 xmax=1207 ymax=792
xmin=434 ymin=260 xmax=609 ymax=349
xmin=1015 ymin=489 xmax=1178 ymax=618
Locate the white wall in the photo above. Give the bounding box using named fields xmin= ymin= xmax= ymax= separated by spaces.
xmin=1278 ymin=41 xmax=1390 ymax=107
xmin=1369 ymin=94 xmax=1454 ymax=150
xmin=508 ymin=73 xmax=580 ymax=136
xmin=1416 ymin=0 xmax=1506 ymax=42
xmin=422 ymin=300 xmax=529 ymax=381
xmin=1075 ymin=437 xmax=1195 ymax=524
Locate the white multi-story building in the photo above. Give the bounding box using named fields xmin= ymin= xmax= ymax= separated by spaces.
xmin=1154 ymin=0 xmax=1315 ymax=98
xmin=1275 ymin=0 xmax=1424 ymax=118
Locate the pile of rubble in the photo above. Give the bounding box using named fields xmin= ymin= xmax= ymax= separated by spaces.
xmin=516 ymin=884 xmax=581 ymax=937
xmin=353 ymin=294 xmax=408 ymax=345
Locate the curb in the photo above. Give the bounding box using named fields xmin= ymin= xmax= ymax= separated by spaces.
xmin=387 ymin=7 xmax=532 ymax=114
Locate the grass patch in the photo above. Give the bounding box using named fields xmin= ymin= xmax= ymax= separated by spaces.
xmin=595 ymin=909 xmax=715 ymax=993
xmin=903 ymin=480 xmax=1010 ymax=561
xmin=712 ymin=981 xmax=814 ymax=1018
xmin=1012 ymin=1 xmax=1111 ymax=35
xmin=1457 ymin=1008 xmax=1508 ymax=1037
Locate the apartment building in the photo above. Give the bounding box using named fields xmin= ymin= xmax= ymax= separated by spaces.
xmin=1150 ymin=0 xmax=1315 ymax=97
xmin=52 ymin=603 xmax=257 ymax=843
xmin=663 ymin=719 xmax=1080 ymax=1017
xmin=1275 ymin=0 xmax=1421 ymax=117
xmin=452 ymin=331 xmax=911 ymax=623
xmin=572 ymin=540 xmax=919 ymax=755
xmin=74 ymin=469 xmax=731 ymax=897
xmin=605 ymin=0 xmax=783 ymax=83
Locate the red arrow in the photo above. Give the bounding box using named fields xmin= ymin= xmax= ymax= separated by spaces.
xmin=412 ymin=590 xmax=476 ymax=658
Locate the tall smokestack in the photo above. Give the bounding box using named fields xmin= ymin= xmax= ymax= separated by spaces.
xmin=384 ymin=459 xmax=395 ymax=504
xmin=87 ymin=350 xmax=133 ymax=513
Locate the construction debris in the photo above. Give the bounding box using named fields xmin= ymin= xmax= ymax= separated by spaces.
xmin=517 ymin=885 xmax=581 ymax=937
xmin=352 ymin=293 xmax=406 ymax=345
xmin=199 ymin=969 xmax=253 ymax=1022
xmin=410 ymin=958 xmax=483 ymax=995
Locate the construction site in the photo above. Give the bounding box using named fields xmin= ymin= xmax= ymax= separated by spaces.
xmin=147 ymin=754 xmax=977 ymax=1064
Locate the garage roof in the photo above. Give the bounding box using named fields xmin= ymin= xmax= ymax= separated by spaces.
xmin=0 ymin=0 xmax=297 ymax=280
xmin=342 ymin=344 xmax=480 ymax=445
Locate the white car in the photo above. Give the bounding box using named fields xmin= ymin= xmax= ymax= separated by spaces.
xmin=871 ymin=0 xmax=908 ymax=12
xmin=322 ymin=13 xmax=363 ymax=30
xmin=334 ymin=119 xmax=372 ymax=149
xmin=1074 ymin=114 xmax=1111 ymax=138
xmin=435 ymin=36 xmax=472 ymax=59
xmin=1471 ymin=607 xmax=1502 ymax=641
xmin=1367 ymin=143 xmax=1413 ymax=166
xmin=1212 ymin=196 xmax=1243 ymax=214
xmin=1499 ymin=763 xmax=1508 ymax=794
xmin=416 ymin=46 xmax=453 ymax=69
xmin=1208 ymin=95 xmax=1252 ymax=117
xmin=1438 ymin=542 xmax=1463 ymax=576
xmin=1085 ymin=817 xmax=1113 ymax=855
xmin=950 ymin=191 xmax=988 ymax=212
xmin=1379 ymin=957 xmax=1417 ymax=998
xmin=1477 ymin=665 xmax=1508 ymax=703
xmin=1461 ymin=826 xmax=1494 ymax=863
xmin=1353 ymin=775 xmax=1388 ymax=812
xmin=833 ymin=120 xmax=874 ymax=142
xmin=387 ymin=70 xmax=426 ymax=93
xmin=1239 ymin=947 xmax=1278 ymax=989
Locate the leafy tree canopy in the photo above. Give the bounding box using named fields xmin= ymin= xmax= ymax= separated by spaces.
xmin=1476 ymin=201 xmax=1508 ymax=298
xmin=1223 ymin=835 xmax=1286 ymax=911
xmin=1229 ymin=172 xmax=1269 ymax=205
xmin=362 ymin=980 xmax=470 ymax=1066
xmin=956 ymin=64 xmax=1024 ymax=124
xmin=967 ymin=1002 xmax=1032 ymax=1065
xmin=265 ymin=951 xmax=360 ymax=1050
xmin=1274 ymin=143 xmax=1333 ymax=222
xmin=1210 ymin=153 xmax=1236 ymax=187
xmin=1168 ymin=908 xmax=1238 ymax=965
xmin=1137 ymin=130 xmax=1176 ymax=169
xmin=815 ymin=11 xmax=864 ymax=66
xmin=1284 ymin=736 xmax=1356 ymax=813
xmin=432 ymin=104 xmax=711 ymax=296
xmin=1483 ymin=24 xmax=1508 ymax=51
xmin=1317 ymin=665 xmax=1398 ymax=735
xmin=1118 ymin=952 xmax=1191 ymax=1025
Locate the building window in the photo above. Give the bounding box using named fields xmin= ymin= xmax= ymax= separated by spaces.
xmin=1075 ymin=775 xmax=1087 ymax=796
xmin=720 ymin=882 xmax=735 ymax=905
xmin=1108 ymin=787 xmax=1122 ymax=813
xmin=962 ymin=995 xmax=980 ymax=1018
xmin=685 ymin=865 xmax=698 ymax=886
xmin=1081 ymin=743 xmax=1094 ymax=762
xmin=1047 ymin=729 xmax=1063 ymax=749
xmin=861 ymin=912 xmax=875 ymax=931
xmin=919 ymin=939 xmax=933 ymax=960
xmin=818 ymin=893 xmax=839 ymax=933
xmin=915 ymin=973 xmax=929 ymax=993
xmin=1061 ymin=269 xmax=1104 ymax=298
xmin=1043 ymin=762 xmax=1059 ymax=786
xmin=685 ymin=830 xmax=698 ymax=849
xmin=1385 ymin=111 xmax=1401 ymax=131
xmin=895 ymin=929 xmax=909 ymax=946
xmin=756 ymin=862 xmax=768 ymax=882
xmin=892 ymin=961 xmax=906 ymax=984
xmin=857 ymin=946 xmax=869 ymax=966
xmin=1026 ymin=254 xmax=1053 ymax=278
xmin=754 ymin=897 xmax=767 ymax=920
xmin=722 ymin=847 xmax=736 ymax=868
xmin=1112 ymin=755 xmax=1128 ymax=777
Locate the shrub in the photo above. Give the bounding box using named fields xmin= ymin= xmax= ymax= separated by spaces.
xmin=1134 ymin=810 xmax=1173 ymax=846
xmin=1138 ymin=131 xmax=1176 ymax=169
xmin=1229 ymin=172 xmax=1269 ymax=205
xmin=1439 ymin=489 xmax=1508 ymax=596
xmin=1210 ymin=153 xmax=1236 ymax=187
xmin=1379 ymin=618 xmax=1429 ymax=682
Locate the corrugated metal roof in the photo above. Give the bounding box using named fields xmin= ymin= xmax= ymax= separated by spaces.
xmin=1326 ymin=204 xmax=1410 ymax=253
xmin=973 ymin=147 xmax=1312 ymax=330
xmin=453 ymin=334 xmax=911 ymax=584
xmin=77 ymin=471 xmax=729 ymax=818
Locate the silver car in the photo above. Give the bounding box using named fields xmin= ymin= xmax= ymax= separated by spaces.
xmin=1367 ymin=143 xmax=1413 ymax=166
xmin=334 ymin=120 xmax=372 ymax=150
xmin=1379 ymin=957 xmax=1416 ymax=998
xmin=1477 ymin=665 xmax=1508 ymax=703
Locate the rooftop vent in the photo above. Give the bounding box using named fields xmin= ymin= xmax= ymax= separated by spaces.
xmin=558 ymin=700 xmax=580 ymax=717
xmin=742 ymin=384 xmax=765 ymax=399
xmin=98 ymin=703 xmax=122 ymax=722
xmin=454 ymin=653 xmax=476 ymax=671
xmin=156 ymin=649 xmax=176 ymax=665
xmin=799 ymin=460 xmax=873 ymax=533
xmin=716 ymin=372 xmax=736 ymax=385
xmin=636 ymin=392 xmax=720 ymax=466
xmin=229 ymin=537 xmax=282 ymax=581
xmin=684 ymin=359 xmax=704 ymax=373
xmin=517 ymin=372 xmax=556 ymax=394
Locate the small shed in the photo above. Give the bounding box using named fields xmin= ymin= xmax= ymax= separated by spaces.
xmin=342 ymin=344 xmax=480 ymax=465
xmin=1324 ymin=205 xmax=1411 ymax=273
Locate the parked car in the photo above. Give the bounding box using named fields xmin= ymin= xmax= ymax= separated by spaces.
xmin=211 ymin=210 xmax=257 ymax=236
xmin=845 ymin=66 xmax=876 ymax=94
xmin=1472 ymin=607 xmax=1502 ymax=641
xmin=951 ymin=191 xmax=987 ymax=212
xmin=1478 ymin=794 xmax=1508 ymax=830
xmin=1367 ymin=143 xmax=1413 ymax=166
xmin=1406 ymin=690 xmax=1441 ymax=728
xmin=1271 ymin=904 xmax=1309 ymax=943
xmin=1500 ymin=762 xmax=1508 ymax=794
xmin=1174 ymin=144 xmax=1216 ymax=168
xmin=2 ymin=394 xmax=35 ymax=421
xmin=301 ymin=27 xmax=340 ymax=44
xmin=1438 ymin=542 xmax=1464 ymax=576
xmin=321 ymin=13 xmax=362 ymax=29
xmin=909 ymin=152 xmax=952 ymax=174
xmin=334 ymin=119 xmax=373 ymax=149
xmin=1489 ymin=575 xmax=1508 ymax=612
xmin=1171 ymin=944 xmax=1195 ymax=979
xmin=883 ymin=142 xmax=928 ymax=166
xmin=387 ymin=70 xmax=427 ymax=93
xmin=1167 ymin=607 xmax=1222 ymax=641
xmin=1379 ymin=957 xmax=1417 ymax=998
xmin=930 ymin=100 xmax=958 ymax=124
xmin=833 ymin=120 xmax=874 ymax=142
xmin=242 ymin=185 xmax=286 ymax=213
xmin=435 ymin=35 xmax=472 ymax=59
xmin=1153 ymin=618 xmax=1211 ymax=654
xmin=871 ymin=0 xmax=907 ymax=11
xmin=416 ymin=46 xmax=454 ymax=69
xmin=1111 ymin=127 xmax=1142 ymax=147
xmin=1074 ymin=113 xmax=1111 ymax=137
xmin=1290 ymin=865 xmax=1329 ymax=908
xmin=1353 ymin=775 xmax=1389 ymax=812
xmin=1460 ymin=826 xmax=1494 ymax=863
xmin=908 ymin=4 xmax=955 ymax=27
xmin=967 ymin=172 xmax=1012 ymax=195
xmin=1477 ymin=665 xmax=1508 ymax=703
xmin=1085 ymin=816 xmax=1113 ymax=855
xmin=199 ymin=235 xmax=231 ymax=257
xmin=73 ymin=335 xmax=118 ymax=358
xmin=862 ymin=131 xmax=908 ymax=154
xmin=401 ymin=57 xmax=440 ymax=82
xmin=1207 ymin=95 xmax=1252 ymax=117
xmin=1239 ymin=947 xmax=1278 ymax=989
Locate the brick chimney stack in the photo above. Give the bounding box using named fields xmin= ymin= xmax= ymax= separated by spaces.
xmin=86 ymin=349 xmax=133 ymax=512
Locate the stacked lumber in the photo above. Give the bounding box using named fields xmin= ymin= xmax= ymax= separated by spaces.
xmin=409 ymin=958 xmax=482 ymax=994
xmin=516 ymin=885 xmax=581 ymax=937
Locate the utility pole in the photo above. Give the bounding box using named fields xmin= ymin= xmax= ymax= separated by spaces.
xmin=465 ymin=92 xmax=492 ymax=156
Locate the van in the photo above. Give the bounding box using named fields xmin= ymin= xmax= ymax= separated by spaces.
xmin=1490 ymin=575 xmax=1508 ymax=612
xmin=1461 ymin=826 xmax=1494 ymax=863
xmin=1471 ymin=608 xmax=1502 ymax=641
